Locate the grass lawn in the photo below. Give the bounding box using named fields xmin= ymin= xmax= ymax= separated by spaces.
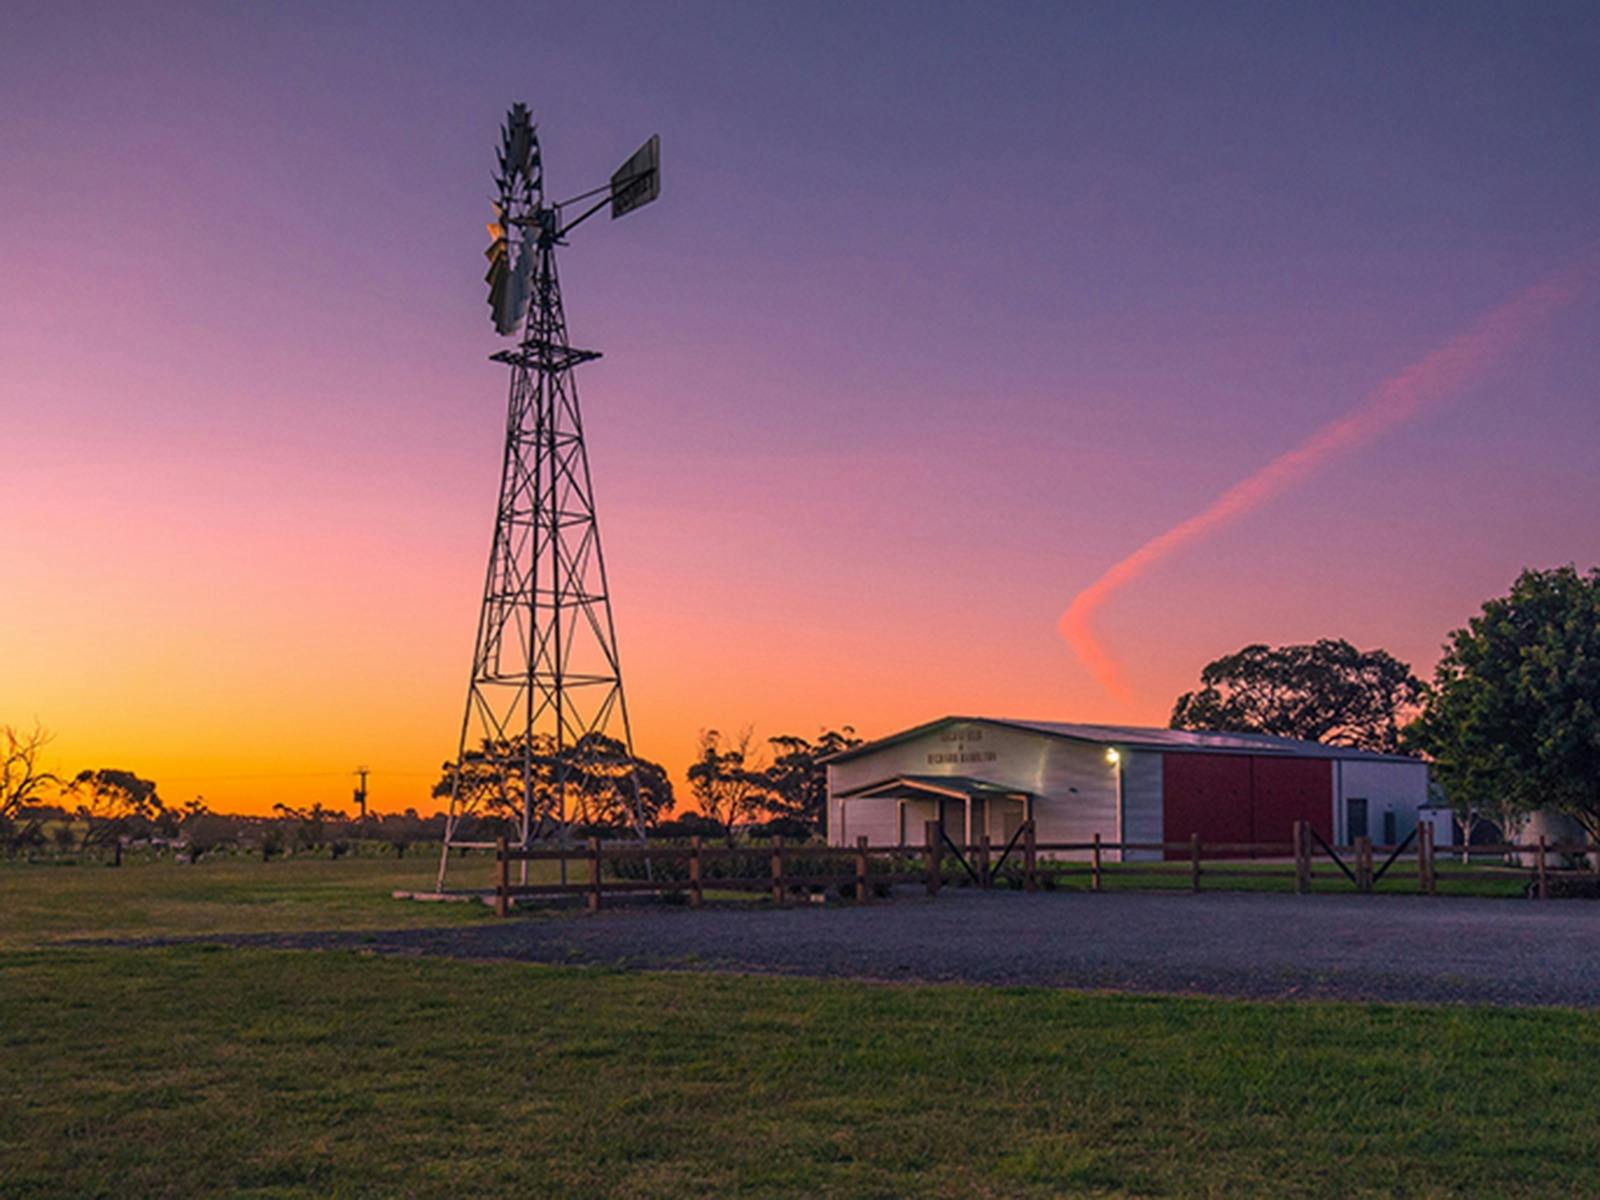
xmin=0 ymin=853 xmax=496 ymax=950
xmin=3 ymin=856 xmax=1597 ymax=1197
xmin=5 ymin=947 xmax=1600 ymax=1198
xmin=1033 ymin=860 xmax=1534 ymax=899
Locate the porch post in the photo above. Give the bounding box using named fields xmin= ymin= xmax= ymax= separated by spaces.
xmin=1023 ymin=820 xmax=1037 ymax=893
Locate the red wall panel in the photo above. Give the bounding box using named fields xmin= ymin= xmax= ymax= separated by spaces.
xmin=1161 ymin=752 xmax=1335 ymax=856
xmin=1162 ymin=753 xmax=1252 ymax=852
xmin=1249 ymin=756 xmax=1333 ymax=844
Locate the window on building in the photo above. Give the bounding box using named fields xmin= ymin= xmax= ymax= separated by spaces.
xmin=1382 ymin=810 xmax=1396 ymax=846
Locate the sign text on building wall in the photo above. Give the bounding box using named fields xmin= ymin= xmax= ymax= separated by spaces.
xmin=929 ymin=725 xmax=997 ymax=766
xmin=927 ymin=750 xmax=997 ymax=765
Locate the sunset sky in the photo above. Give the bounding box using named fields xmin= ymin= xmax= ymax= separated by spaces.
xmin=4 ymin=2 xmax=1598 ymax=815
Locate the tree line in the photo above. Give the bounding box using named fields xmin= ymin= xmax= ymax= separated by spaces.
xmin=0 ymin=723 xmax=864 ymax=860
xmin=0 ymin=737 xmax=194 ymax=859
xmin=0 ymin=737 xmax=455 ymax=862
xmin=426 ymin=726 xmax=863 ymax=844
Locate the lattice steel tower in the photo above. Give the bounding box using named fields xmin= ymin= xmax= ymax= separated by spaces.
xmin=437 ymin=105 xmax=660 ymax=890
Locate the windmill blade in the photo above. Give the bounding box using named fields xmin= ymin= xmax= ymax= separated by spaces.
xmin=493 ymin=284 xmax=521 ymax=335
xmin=488 ymin=228 xmax=533 ymax=335
xmin=505 ymin=104 xmax=534 ymax=175
xmin=485 ymin=251 xmax=508 ymax=293
xmin=484 ymin=102 xmax=545 ymax=335
xmin=485 ymin=200 xmax=513 ymax=333
xmin=504 ymin=241 xmax=531 ymax=332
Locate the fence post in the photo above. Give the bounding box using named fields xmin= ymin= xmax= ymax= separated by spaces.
xmin=494 ymin=836 xmax=510 ymax=918
xmin=1293 ymin=821 xmax=1309 ymax=895
xmin=1536 ymin=834 xmax=1548 ymax=900
xmin=586 ymin=837 xmax=602 ymax=912
xmin=978 ymin=834 xmax=992 ymax=888
xmin=1023 ymin=820 xmax=1037 ymax=893
xmin=1416 ymin=821 xmax=1427 ymax=894
xmin=1356 ymin=836 xmax=1372 ymax=893
xmin=1091 ymin=832 xmax=1102 ymax=893
xmin=770 ymin=837 xmax=786 ymax=907
xmin=1190 ymin=833 xmax=1201 ymax=893
xmin=855 ymin=835 xmax=870 ymax=903
xmin=689 ymin=836 xmax=704 ymax=908
xmin=925 ymin=820 xmax=941 ymax=897
xmin=1426 ymin=821 xmax=1438 ymax=896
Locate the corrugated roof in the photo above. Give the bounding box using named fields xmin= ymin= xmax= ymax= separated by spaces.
xmin=825 ymin=716 xmax=1420 ymax=765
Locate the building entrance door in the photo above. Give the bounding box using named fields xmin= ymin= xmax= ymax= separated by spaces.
xmin=997 ymin=800 xmax=1025 ymax=845
xmin=1346 ymin=797 xmax=1369 ymax=846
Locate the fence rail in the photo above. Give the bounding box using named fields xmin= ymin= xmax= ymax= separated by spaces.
xmin=488 ymin=823 xmax=1600 ymax=915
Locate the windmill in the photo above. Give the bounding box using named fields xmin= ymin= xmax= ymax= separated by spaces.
xmin=436 ymin=104 xmax=661 ymax=891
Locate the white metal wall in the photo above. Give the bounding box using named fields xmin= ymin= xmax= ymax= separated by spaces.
xmin=1334 ymin=759 xmax=1430 ymax=846
xmin=827 ymin=721 xmax=1122 ymax=857
xmin=832 ymin=791 xmax=904 ymax=845
xmin=1120 ymin=750 xmax=1164 ymax=862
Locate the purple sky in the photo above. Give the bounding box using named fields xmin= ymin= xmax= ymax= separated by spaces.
xmin=4 ymin=2 xmax=1598 ymax=810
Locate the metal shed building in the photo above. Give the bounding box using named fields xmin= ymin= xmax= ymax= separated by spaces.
xmin=826 ymin=716 xmax=1436 ymax=859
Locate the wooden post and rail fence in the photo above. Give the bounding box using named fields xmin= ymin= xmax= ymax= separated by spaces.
xmin=487 ymin=821 xmax=1600 ymax=915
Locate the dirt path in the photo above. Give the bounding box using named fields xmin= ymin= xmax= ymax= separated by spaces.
xmin=175 ymin=889 xmax=1600 ymax=1007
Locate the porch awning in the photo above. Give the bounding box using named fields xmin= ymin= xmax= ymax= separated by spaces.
xmin=838 ymin=774 xmax=1031 ymax=803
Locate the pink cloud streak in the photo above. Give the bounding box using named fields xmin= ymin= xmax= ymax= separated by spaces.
xmin=1060 ymin=253 xmax=1598 ymax=701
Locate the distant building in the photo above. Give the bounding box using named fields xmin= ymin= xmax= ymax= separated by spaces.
xmin=825 ymin=716 xmax=1439 ymax=859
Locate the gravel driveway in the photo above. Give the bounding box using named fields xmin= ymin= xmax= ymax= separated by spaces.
xmin=211 ymin=890 xmax=1600 ymax=1007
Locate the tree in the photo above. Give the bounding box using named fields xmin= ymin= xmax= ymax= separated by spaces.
xmin=71 ymin=768 xmax=164 ymax=853
xmin=180 ymin=806 xmax=239 ymax=862
xmin=1170 ymin=639 xmax=1422 ymax=752
xmin=686 ymin=728 xmax=768 ymax=840
xmin=1 ymin=723 xmax=59 ymax=849
xmin=561 ymin=732 xmax=674 ymax=832
xmin=757 ymin=727 xmax=863 ymax=834
xmin=271 ymin=802 xmax=344 ymax=850
xmin=431 ymin=736 xmax=527 ymax=835
xmin=1408 ymin=566 xmax=1600 ymax=842
xmin=432 ymin=732 xmax=673 ymax=836
xmin=650 ymin=811 xmax=726 ymax=840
